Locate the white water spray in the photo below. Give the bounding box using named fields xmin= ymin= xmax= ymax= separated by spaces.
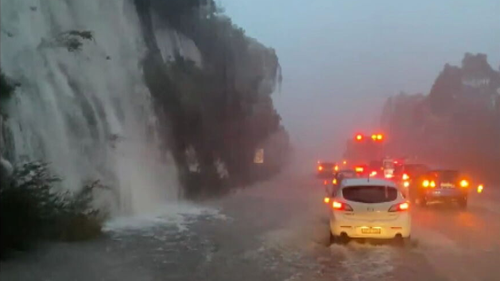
xmin=1 ymin=0 xmax=180 ymax=215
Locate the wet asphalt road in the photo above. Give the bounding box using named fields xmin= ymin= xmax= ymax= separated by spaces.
xmin=1 ymin=166 xmax=500 ymax=281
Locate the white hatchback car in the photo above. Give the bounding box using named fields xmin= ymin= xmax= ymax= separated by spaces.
xmin=329 ymin=178 xmax=411 ymax=244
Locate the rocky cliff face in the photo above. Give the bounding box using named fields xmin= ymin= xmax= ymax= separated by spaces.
xmin=0 ymin=0 xmax=288 ymax=211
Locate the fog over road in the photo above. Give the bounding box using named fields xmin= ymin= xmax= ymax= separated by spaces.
xmin=1 ymin=160 xmax=499 ymax=281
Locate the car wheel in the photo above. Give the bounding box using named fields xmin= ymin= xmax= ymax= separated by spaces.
xmin=394 ymin=235 xmax=411 ymax=247
xmin=337 ymin=233 xmax=349 ymax=245
xmin=329 ymin=231 xmax=335 ymax=245
xmin=458 ymin=197 xmax=468 ymax=209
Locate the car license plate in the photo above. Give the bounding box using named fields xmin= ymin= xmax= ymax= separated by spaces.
xmin=361 ymin=227 xmax=381 ymax=234
xmin=441 ymin=183 xmax=455 ymax=188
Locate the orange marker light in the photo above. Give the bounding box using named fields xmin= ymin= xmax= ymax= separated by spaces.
xmin=460 ymin=180 xmax=469 ymax=188
xmin=333 ymin=178 xmax=337 ymax=185
xmin=377 ymin=134 xmax=383 ymax=140
xmin=324 ymin=197 xmax=330 ymax=203
xmin=422 ymin=180 xmax=430 ymax=188
xmin=334 ymin=165 xmax=339 ymax=171
xmin=318 ymin=166 xmax=323 ymax=171
xmin=371 ymin=134 xmax=377 ymax=140
xmin=430 ymin=181 xmax=436 ymax=188
xmin=477 ymin=184 xmax=484 ymax=194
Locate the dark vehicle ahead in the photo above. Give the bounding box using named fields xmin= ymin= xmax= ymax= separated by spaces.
xmin=414 ymin=169 xmax=470 ymax=208
xmin=317 ymin=162 xmax=338 ymax=178
xmin=396 ymin=164 xmax=430 ymax=195
xmin=327 ymin=169 xmax=358 ymax=198
xmin=333 ymin=169 xmax=358 ymax=186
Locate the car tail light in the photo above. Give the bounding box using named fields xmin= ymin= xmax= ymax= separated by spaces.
xmin=385 ymin=174 xmax=394 ymax=179
xmin=402 ymin=173 xmax=409 ymax=180
xmin=323 ymin=180 xmax=328 ymax=185
xmin=477 ymin=184 xmax=484 ymax=193
xmin=332 ymin=178 xmax=338 ymax=185
xmin=324 ymin=197 xmax=330 ymax=203
xmin=355 ymin=166 xmax=364 ymax=173
xmin=460 ymin=179 xmax=469 ymax=188
xmin=356 ymin=134 xmax=363 ymax=141
xmin=318 ymin=166 xmax=323 ymax=171
xmin=422 ymin=180 xmax=430 ymax=187
xmin=403 ymin=181 xmax=410 ymax=187
xmin=388 ymin=202 xmax=409 ymax=212
xmin=370 ymin=171 xmax=377 ymax=177
xmin=334 ymin=165 xmax=339 ymax=171
xmin=430 ymin=181 xmax=436 ymax=188
xmin=332 ymin=201 xmax=353 ymax=211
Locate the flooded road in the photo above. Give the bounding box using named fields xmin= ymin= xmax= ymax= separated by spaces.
xmin=1 ymin=166 xmax=499 ymax=281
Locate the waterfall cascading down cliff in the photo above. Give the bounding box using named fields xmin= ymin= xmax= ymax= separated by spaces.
xmin=0 ymin=0 xmax=189 ymax=215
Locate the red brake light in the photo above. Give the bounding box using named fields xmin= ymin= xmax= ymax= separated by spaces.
xmin=389 ymin=202 xmax=409 ymax=212
xmin=355 ymin=166 xmax=364 ymax=173
xmin=318 ymin=165 xmax=323 ymax=171
xmin=355 ymin=134 xmax=363 ymax=141
xmin=332 ymin=201 xmax=353 ymax=211
xmin=402 ymin=173 xmax=409 ymax=180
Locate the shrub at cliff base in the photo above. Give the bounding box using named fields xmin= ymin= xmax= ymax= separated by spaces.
xmin=0 ymin=162 xmax=108 ymax=259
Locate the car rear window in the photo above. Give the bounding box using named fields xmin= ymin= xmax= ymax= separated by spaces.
xmin=434 ymin=171 xmax=459 ymax=182
xmin=383 ymin=161 xmax=395 ymax=169
xmin=339 ymin=170 xmax=356 ymax=178
xmin=342 ymin=185 xmax=398 ymax=203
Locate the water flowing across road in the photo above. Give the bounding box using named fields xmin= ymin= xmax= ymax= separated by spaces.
xmin=2 ymin=163 xmax=499 ymax=280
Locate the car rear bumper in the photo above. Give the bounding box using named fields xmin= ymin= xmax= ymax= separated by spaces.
xmin=423 ymin=189 xmax=468 ymax=201
xmin=330 ymin=213 xmax=411 ymax=239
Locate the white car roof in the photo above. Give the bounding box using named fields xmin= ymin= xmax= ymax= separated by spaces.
xmin=341 ymin=178 xmax=397 ymax=188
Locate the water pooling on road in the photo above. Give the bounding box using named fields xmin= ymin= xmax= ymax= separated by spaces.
xmin=1 ymin=166 xmax=500 ymax=280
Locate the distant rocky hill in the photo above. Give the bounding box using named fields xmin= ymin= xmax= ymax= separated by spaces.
xmin=381 ymin=53 xmax=500 ymax=182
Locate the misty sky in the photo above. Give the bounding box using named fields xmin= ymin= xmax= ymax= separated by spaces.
xmin=220 ymin=0 xmax=500 ymax=158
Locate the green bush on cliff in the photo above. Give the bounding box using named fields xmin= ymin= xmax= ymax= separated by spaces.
xmin=0 ymin=71 xmax=15 ymax=101
xmin=0 ymin=162 xmax=107 ymax=259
